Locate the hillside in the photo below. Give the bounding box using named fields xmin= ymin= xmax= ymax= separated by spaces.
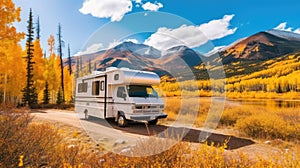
xmin=219 ymin=31 xmax=300 ymax=64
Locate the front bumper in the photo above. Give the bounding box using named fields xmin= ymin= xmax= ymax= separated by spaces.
xmin=128 ymin=113 xmax=167 ymax=121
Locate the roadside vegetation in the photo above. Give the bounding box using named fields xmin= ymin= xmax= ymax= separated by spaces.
xmin=0 ymin=106 xmax=299 ymax=167
xmin=163 ymin=97 xmax=300 ymax=142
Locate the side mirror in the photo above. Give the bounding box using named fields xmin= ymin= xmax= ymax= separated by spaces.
xmin=122 ymin=92 xmax=127 ymax=101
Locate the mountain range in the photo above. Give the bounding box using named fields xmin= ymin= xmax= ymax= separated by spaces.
xmin=69 ymin=29 xmax=300 ymax=80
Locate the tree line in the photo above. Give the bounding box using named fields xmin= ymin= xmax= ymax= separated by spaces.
xmin=0 ymin=1 xmax=74 ymax=107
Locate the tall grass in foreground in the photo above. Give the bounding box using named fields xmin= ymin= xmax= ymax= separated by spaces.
xmin=1 ymin=107 xmax=299 ymax=167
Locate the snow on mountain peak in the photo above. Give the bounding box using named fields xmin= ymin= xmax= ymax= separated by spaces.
xmin=267 ymin=29 xmax=300 ymax=41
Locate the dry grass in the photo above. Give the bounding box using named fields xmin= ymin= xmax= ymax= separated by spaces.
xmin=0 ymin=107 xmax=299 ymax=167
xmin=162 ymin=97 xmax=300 ymax=142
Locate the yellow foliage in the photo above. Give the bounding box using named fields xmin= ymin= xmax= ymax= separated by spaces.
xmin=64 ymin=67 xmax=74 ymax=103
xmin=236 ymin=113 xmax=299 ymax=140
xmin=33 ymin=39 xmax=45 ymax=102
xmin=0 ymin=0 xmax=24 ymax=104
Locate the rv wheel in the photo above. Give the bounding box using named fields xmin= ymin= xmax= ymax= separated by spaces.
xmin=84 ymin=110 xmax=89 ymax=120
xmin=117 ymin=114 xmax=128 ymax=127
xmin=148 ymin=119 xmax=158 ymax=125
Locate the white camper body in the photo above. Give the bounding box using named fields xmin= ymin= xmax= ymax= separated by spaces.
xmin=75 ymin=67 xmax=167 ymax=126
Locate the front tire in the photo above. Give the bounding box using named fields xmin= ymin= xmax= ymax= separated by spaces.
xmin=117 ymin=114 xmax=128 ymax=127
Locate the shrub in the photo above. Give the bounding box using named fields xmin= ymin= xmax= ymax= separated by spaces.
xmin=0 ymin=108 xmax=86 ymax=167
xmin=235 ymin=114 xmax=298 ymax=140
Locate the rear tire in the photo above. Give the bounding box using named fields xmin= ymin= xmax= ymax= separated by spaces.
xmin=117 ymin=114 xmax=128 ymax=127
xmin=84 ymin=110 xmax=89 ymax=120
xmin=148 ymin=119 xmax=158 ymax=125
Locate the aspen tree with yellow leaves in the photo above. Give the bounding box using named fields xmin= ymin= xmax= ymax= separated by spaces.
xmin=63 ymin=67 xmax=74 ymax=103
xmin=32 ymin=16 xmax=45 ymax=102
xmin=44 ymin=35 xmax=61 ymax=103
xmin=33 ymin=39 xmax=45 ymax=102
xmin=0 ymin=0 xmax=25 ymax=104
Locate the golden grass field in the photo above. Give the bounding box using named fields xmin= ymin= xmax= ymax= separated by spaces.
xmin=163 ymin=97 xmax=300 ymax=141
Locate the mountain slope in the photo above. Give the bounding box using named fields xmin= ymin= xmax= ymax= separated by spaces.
xmin=219 ymin=31 xmax=300 ymax=64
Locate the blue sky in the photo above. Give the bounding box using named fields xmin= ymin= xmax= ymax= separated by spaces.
xmin=14 ymin=0 xmax=300 ymax=57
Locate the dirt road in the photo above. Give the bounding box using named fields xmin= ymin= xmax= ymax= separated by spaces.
xmin=32 ymin=109 xmax=256 ymax=152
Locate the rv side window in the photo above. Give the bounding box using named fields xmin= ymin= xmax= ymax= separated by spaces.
xmin=78 ymin=83 xmax=87 ymax=93
xmin=114 ymin=74 xmax=119 ymax=80
xmin=92 ymin=81 xmax=100 ymax=95
xmin=117 ymin=87 xmax=126 ymax=98
xmin=100 ymin=81 xmax=105 ymax=91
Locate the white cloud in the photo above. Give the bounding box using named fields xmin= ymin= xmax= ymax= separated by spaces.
xmin=135 ymin=0 xmax=142 ymax=4
xmin=124 ymin=38 xmax=139 ymax=44
xmin=142 ymin=2 xmax=163 ymax=11
xmin=79 ymin=0 xmax=132 ymax=22
xmin=108 ymin=40 xmax=122 ymax=49
xmin=274 ymin=22 xmax=300 ymax=34
xmin=198 ymin=15 xmax=237 ymax=40
xmin=144 ymin=14 xmax=237 ymax=51
xmin=75 ymin=43 xmax=105 ymax=56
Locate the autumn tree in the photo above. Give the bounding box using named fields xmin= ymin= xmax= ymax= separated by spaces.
xmin=33 ymin=36 xmax=45 ymax=102
xmin=32 ymin=16 xmax=45 ymax=102
xmin=87 ymin=58 xmax=92 ymax=74
xmin=0 ymin=0 xmax=24 ymax=104
xmin=22 ymin=9 xmax=38 ymax=107
xmin=44 ymin=35 xmax=60 ymax=103
xmin=63 ymin=67 xmax=74 ymax=103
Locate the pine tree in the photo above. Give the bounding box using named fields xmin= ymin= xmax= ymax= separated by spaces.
xmin=36 ymin=16 xmax=40 ymax=39
xmin=79 ymin=56 xmax=83 ymax=72
xmin=94 ymin=62 xmax=97 ymax=71
xmin=67 ymin=44 xmax=72 ymax=75
xmin=22 ymin=9 xmax=38 ymax=107
xmin=277 ymin=83 xmax=282 ymax=93
xmin=88 ymin=59 xmax=92 ymax=74
xmin=43 ymin=82 xmax=49 ymax=104
xmin=75 ymin=57 xmax=80 ymax=78
xmin=56 ymin=88 xmax=63 ymax=105
xmin=57 ymin=23 xmax=65 ymax=103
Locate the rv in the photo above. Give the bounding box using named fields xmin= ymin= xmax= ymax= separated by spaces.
xmin=75 ymin=67 xmax=167 ymax=127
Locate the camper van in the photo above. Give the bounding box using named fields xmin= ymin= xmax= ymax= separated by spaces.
xmin=75 ymin=67 xmax=167 ymax=127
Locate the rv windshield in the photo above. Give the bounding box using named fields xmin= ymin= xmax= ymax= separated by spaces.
xmin=127 ymin=85 xmax=158 ymax=98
